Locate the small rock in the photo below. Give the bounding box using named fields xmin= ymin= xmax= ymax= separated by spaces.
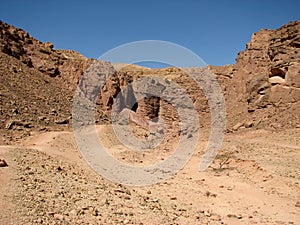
xmin=227 ymin=214 xmax=242 ymax=219
xmin=237 ymin=214 xmax=243 ymax=219
xmin=11 ymin=108 xmax=18 ymax=114
xmin=211 ymin=214 xmax=222 ymax=221
xmin=92 ymin=209 xmax=100 ymax=216
xmin=38 ymin=116 xmax=46 ymax=121
xmin=157 ymin=127 xmax=164 ymax=134
xmin=204 ymin=191 xmax=217 ymax=197
xmin=44 ymin=41 xmax=54 ymax=49
xmin=269 ymin=76 xmax=285 ymax=85
xmin=170 ymin=196 xmax=177 ymax=200
xmin=5 ymin=120 xmax=32 ymax=129
xmin=151 ymin=198 xmax=159 ymax=203
xmin=69 ymin=209 xmax=77 ymax=216
xmin=55 ymin=118 xmax=69 ymax=124
xmin=227 ymin=214 xmax=236 ymax=218
xmin=124 ymin=195 xmax=131 ymax=200
xmin=233 ymin=122 xmax=243 ymax=131
xmin=244 ymin=121 xmax=254 ymax=128
xmin=295 ymin=201 xmax=300 ymax=207
xmin=0 ymin=159 xmax=8 ymax=167
xmin=5 ymin=120 xmax=15 ymax=129
xmin=204 ymin=210 xmax=211 ymax=217
xmin=53 ymin=213 xmax=64 ymax=220
xmin=23 ymin=122 xmax=34 ymax=128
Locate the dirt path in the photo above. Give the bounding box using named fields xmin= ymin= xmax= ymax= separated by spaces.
xmin=0 ymin=126 xmax=299 ymax=224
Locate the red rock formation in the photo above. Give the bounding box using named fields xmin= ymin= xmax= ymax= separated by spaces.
xmin=1 ymin=19 xmax=299 ymax=143
xmin=224 ymin=21 xmax=300 ymax=129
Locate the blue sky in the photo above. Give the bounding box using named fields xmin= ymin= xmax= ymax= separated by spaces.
xmin=1 ymin=0 xmax=299 ymax=66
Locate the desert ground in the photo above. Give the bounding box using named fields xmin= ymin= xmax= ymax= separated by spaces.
xmin=1 ymin=125 xmax=299 ymax=225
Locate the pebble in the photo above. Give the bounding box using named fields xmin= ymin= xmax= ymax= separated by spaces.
xmin=53 ymin=213 xmax=64 ymax=220
xmin=0 ymin=159 xmax=8 ymax=167
xmin=204 ymin=211 xmax=211 ymax=217
xmin=124 ymin=195 xmax=131 ymax=200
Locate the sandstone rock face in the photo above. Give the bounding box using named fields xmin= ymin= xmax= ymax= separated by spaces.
xmin=219 ymin=21 xmax=300 ymax=129
xmin=234 ymin=21 xmax=300 ymax=107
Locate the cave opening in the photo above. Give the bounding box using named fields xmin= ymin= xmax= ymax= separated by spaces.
xmin=131 ymin=102 xmax=138 ymax=112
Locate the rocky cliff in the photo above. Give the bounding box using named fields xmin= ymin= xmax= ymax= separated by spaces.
xmin=225 ymin=21 xmax=300 ymax=129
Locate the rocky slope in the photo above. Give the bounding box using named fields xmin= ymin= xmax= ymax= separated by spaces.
xmin=0 ymin=21 xmax=95 ymax=144
xmin=0 ymin=52 xmax=72 ymax=144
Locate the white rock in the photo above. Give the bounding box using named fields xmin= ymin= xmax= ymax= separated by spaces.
xmin=269 ymin=76 xmax=285 ymax=84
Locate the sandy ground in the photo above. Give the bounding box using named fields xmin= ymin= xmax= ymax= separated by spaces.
xmin=0 ymin=125 xmax=300 ymax=224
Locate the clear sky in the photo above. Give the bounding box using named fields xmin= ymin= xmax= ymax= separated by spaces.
xmin=1 ymin=0 xmax=299 ymax=66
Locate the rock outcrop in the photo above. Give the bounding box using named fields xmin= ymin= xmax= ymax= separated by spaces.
xmin=0 ymin=20 xmax=94 ymax=90
xmin=224 ymin=21 xmax=300 ymax=129
xmin=236 ymin=21 xmax=300 ymax=109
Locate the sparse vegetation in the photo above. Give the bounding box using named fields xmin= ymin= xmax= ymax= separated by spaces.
xmin=212 ymin=151 xmax=236 ymax=171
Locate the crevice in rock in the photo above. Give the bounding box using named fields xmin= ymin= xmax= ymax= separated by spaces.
xmin=269 ymin=68 xmax=286 ymax=79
